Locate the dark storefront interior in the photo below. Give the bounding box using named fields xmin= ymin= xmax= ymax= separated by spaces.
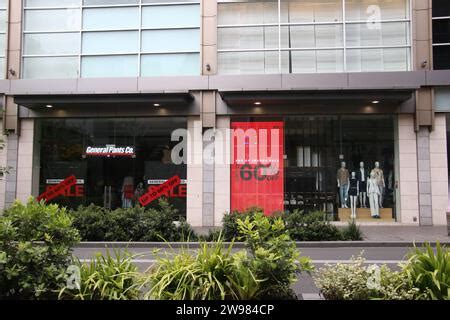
xmin=35 ymin=118 xmax=187 ymax=216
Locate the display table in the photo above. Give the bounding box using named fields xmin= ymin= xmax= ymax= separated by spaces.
xmin=338 ymin=208 xmax=394 ymax=222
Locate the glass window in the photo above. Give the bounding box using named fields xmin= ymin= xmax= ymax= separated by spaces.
xmin=83 ymin=0 xmax=139 ymax=5
xmin=346 ymin=48 xmax=408 ymax=72
xmin=433 ymin=0 xmax=450 ymax=70
xmin=433 ymin=19 xmax=450 ymax=44
xmin=23 ymin=56 xmax=79 ymax=79
xmin=24 ymin=9 xmax=81 ymax=31
xmin=82 ymin=31 xmax=139 ymax=54
xmin=141 ymin=29 xmax=199 ymax=52
xmin=83 ymin=7 xmax=139 ymax=30
xmin=81 ymin=55 xmax=138 ymax=77
xmin=345 ymin=0 xmax=409 ymax=20
xmin=218 ymin=51 xmax=288 ymax=74
xmin=433 ymin=0 xmax=450 ymax=17
xmin=0 ymin=10 xmax=6 ymax=32
xmin=281 ymin=0 xmax=342 ymax=23
xmin=24 ymin=0 xmax=80 ymax=7
xmin=291 ymin=49 xmax=344 ymax=73
xmin=24 ymin=33 xmax=80 ymax=55
xmin=218 ymin=1 xmax=278 ymax=25
xmin=141 ymin=53 xmax=199 ymax=76
xmin=433 ymin=46 xmax=450 ymax=70
xmin=0 ymin=34 xmax=4 ymax=54
xmin=142 ymin=4 xmax=200 ymax=28
xmin=290 ymin=25 xmax=343 ymax=48
xmin=346 ymin=22 xmax=409 ymax=47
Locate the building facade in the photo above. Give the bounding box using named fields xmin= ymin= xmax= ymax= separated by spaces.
xmin=0 ymin=0 xmax=449 ymax=228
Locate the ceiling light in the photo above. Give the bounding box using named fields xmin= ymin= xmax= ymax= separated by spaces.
xmin=254 ymin=102 xmax=262 ymax=105
xmin=371 ymin=100 xmax=380 ymax=104
xmin=153 ymin=103 xmax=160 ymax=107
xmin=46 ymin=104 xmax=53 ymax=108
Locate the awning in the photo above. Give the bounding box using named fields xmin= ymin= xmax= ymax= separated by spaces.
xmin=14 ymin=92 xmax=194 ymax=110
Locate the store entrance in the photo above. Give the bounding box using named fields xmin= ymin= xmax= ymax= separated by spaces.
xmin=85 ymin=157 xmax=140 ymax=210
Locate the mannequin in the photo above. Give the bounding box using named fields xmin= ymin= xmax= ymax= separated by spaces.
xmin=356 ymin=161 xmax=368 ymax=208
xmin=134 ymin=182 xmax=145 ymax=201
xmin=337 ymin=161 xmax=350 ymax=208
xmin=370 ymin=161 xmax=385 ymax=208
xmin=367 ymin=172 xmax=381 ymax=218
xmin=121 ymin=176 xmax=134 ymax=209
xmin=348 ymin=172 xmax=359 ymax=219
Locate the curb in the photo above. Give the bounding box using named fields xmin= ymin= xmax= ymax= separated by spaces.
xmin=73 ymin=240 xmax=450 ymax=249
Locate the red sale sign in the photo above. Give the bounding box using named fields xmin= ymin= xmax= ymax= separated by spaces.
xmin=139 ymin=175 xmax=181 ymax=206
xmin=231 ymin=121 xmax=284 ymax=215
xmin=37 ymin=175 xmax=77 ymax=202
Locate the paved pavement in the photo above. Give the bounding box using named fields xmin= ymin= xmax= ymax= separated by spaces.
xmin=72 ymin=245 xmax=416 ymax=300
xmin=357 ymin=225 xmax=450 ymax=242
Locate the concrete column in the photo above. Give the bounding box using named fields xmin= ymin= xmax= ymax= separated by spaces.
xmin=397 ymin=114 xmax=420 ymax=224
xmin=186 ymin=116 xmax=203 ymax=227
xmin=4 ymin=131 xmax=17 ymax=207
xmin=430 ymin=114 xmax=448 ymax=225
xmin=417 ymin=127 xmax=433 ymax=225
xmin=16 ymin=119 xmax=34 ymax=203
xmin=0 ymin=120 xmax=8 ymax=210
xmin=201 ymin=0 xmax=217 ymax=75
xmin=412 ymin=0 xmax=432 ymax=72
xmin=214 ymin=116 xmax=230 ymax=227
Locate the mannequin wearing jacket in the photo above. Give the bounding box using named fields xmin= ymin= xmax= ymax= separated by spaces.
xmin=370 ymin=161 xmax=385 ymax=208
xmin=367 ymin=172 xmax=381 ymax=218
xmin=337 ymin=161 xmax=350 ymax=208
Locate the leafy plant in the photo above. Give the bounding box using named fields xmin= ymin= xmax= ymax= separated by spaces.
xmin=0 ymin=198 xmax=80 ymax=299
xmin=59 ymin=249 xmax=143 ymax=300
xmin=314 ymin=254 xmax=420 ymax=300
xmin=284 ymin=210 xmax=343 ymax=241
xmin=404 ymin=242 xmax=450 ymax=300
xmin=341 ymin=220 xmax=363 ymax=241
xmin=236 ymin=212 xmax=313 ymax=299
xmin=222 ymin=207 xmax=265 ymax=241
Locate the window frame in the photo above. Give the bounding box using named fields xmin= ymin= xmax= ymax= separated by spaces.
xmin=21 ymin=0 xmax=201 ymax=78
xmin=217 ymin=0 xmax=413 ymax=74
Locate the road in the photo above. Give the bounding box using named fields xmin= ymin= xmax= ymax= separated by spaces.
xmin=72 ymin=245 xmax=414 ymax=300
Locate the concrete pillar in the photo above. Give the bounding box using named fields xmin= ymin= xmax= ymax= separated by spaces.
xmin=417 ymin=127 xmax=433 ymax=225
xmin=430 ymin=114 xmax=448 ymax=225
xmin=201 ymin=0 xmax=217 ymax=75
xmin=397 ymin=114 xmax=420 ymax=224
xmin=0 ymin=120 xmax=7 ymax=210
xmin=214 ymin=116 xmax=230 ymax=227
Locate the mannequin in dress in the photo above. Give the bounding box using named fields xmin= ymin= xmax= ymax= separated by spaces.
xmin=367 ymin=172 xmax=381 ymax=218
xmin=121 ymin=176 xmax=134 ymax=208
xmin=337 ymin=161 xmax=350 ymax=208
xmin=348 ymin=171 xmax=359 ymax=219
xmin=370 ymin=161 xmax=385 ymax=208
xmin=356 ymin=161 xmax=367 ymax=208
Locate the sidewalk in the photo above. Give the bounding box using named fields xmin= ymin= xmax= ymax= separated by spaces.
xmin=358 ymin=225 xmax=450 ymax=242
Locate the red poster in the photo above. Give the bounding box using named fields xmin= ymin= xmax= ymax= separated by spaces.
xmin=139 ymin=175 xmax=181 ymax=206
xmin=231 ymin=121 xmax=284 ymax=215
xmin=37 ymin=175 xmax=77 ymax=202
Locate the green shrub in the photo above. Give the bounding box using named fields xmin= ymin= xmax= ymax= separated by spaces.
xmin=0 ymin=199 xmax=80 ymax=299
xmin=59 ymin=249 xmax=143 ymax=300
xmin=341 ymin=221 xmax=364 ymax=241
xmin=222 ymin=207 xmax=264 ymax=241
xmin=314 ymin=255 xmax=420 ymax=300
xmin=71 ymin=198 xmax=197 ymax=242
xmin=404 ymin=242 xmax=450 ymax=300
xmin=237 ymin=212 xmax=313 ymax=299
xmin=284 ymin=210 xmax=343 ymax=241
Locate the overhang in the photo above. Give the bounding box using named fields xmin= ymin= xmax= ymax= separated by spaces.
xmin=14 ymin=92 xmax=194 ymax=110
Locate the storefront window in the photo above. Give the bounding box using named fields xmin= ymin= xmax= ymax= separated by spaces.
xmin=35 ymin=118 xmax=187 ymax=217
xmin=231 ymin=115 xmax=396 ymax=219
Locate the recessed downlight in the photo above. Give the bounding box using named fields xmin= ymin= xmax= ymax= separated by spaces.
xmin=371 ymin=100 xmax=380 ymax=104
xmin=254 ymin=102 xmax=262 ymax=105
xmin=46 ymin=104 xmax=53 ymax=108
xmin=153 ymin=103 xmax=160 ymax=107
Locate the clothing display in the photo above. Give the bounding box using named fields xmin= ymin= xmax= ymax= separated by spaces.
xmin=348 ymin=178 xmax=359 ymax=196
xmin=121 ymin=176 xmax=134 ymax=209
xmin=367 ymin=177 xmax=381 ymax=217
xmin=371 ymin=167 xmax=385 ymax=187
xmin=337 ymin=168 xmax=350 ymax=186
xmin=339 ymin=184 xmax=349 ymax=207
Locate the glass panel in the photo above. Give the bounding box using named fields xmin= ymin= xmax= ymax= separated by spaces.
xmin=23 ymin=57 xmax=79 ymax=78
xmin=25 ymin=0 xmax=80 ymax=7
xmin=345 ymin=0 xmax=409 ymax=21
xmin=143 ymin=0 xmax=199 ymax=3
xmin=218 ymin=26 xmax=285 ymax=50
xmin=0 ymin=0 xmax=6 ymax=7
xmin=291 ymin=49 xmax=344 ymax=73
xmin=218 ymin=51 xmax=287 ymax=74
xmin=142 ymin=4 xmax=200 ymax=28
xmin=82 ymin=31 xmax=139 ymax=54
xmin=433 ymin=19 xmax=450 ymax=44
xmin=433 ymin=45 xmax=450 ymax=70
xmin=218 ymin=1 xmax=278 ymax=25
xmin=281 ymin=0 xmax=342 ymax=23
xmin=290 ymin=24 xmax=343 ymax=48
xmin=81 ymin=55 xmax=138 ymax=77
xmin=346 ymin=48 xmax=408 ymax=72
xmin=24 ymin=33 xmax=80 ymax=55
xmin=0 ymin=10 xmax=6 ymax=32
xmin=433 ymin=0 xmax=450 ymax=17
xmin=24 ymin=9 xmax=81 ymax=31
xmin=83 ymin=0 xmax=138 ymax=5
xmin=0 ymin=34 xmax=4 ymax=54
xmin=141 ymin=53 xmax=199 ymax=76
xmin=141 ymin=29 xmax=199 ymax=52
xmin=0 ymin=58 xmax=4 ymax=79
xmin=83 ymin=7 xmax=139 ymax=30
xmin=346 ymin=22 xmax=408 ymax=47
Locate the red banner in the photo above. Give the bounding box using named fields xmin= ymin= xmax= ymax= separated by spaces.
xmin=37 ymin=175 xmax=77 ymax=202
xmin=139 ymin=175 xmax=181 ymax=206
xmin=231 ymin=121 xmax=284 ymax=215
